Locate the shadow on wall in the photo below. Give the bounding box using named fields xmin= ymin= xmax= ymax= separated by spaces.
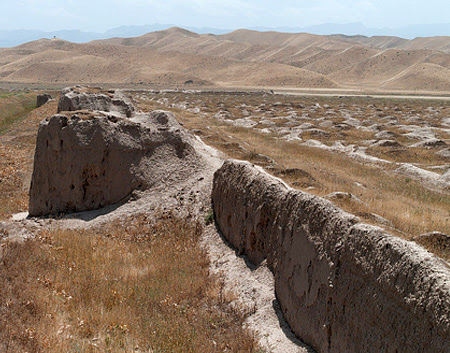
xmin=272 ymin=299 xmax=316 ymax=352
xmin=210 ymin=217 xmax=316 ymax=352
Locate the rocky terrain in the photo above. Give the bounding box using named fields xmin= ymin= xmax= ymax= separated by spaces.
xmin=0 ymin=27 xmax=449 ymax=91
xmin=135 ymin=90 xmax=450 ymax=193
xmin=133 ymin=90 xmax=450 ymax=260
xmin=2 ymin=87 xmax=311 ymax=352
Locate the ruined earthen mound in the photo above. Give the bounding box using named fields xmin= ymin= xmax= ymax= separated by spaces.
xmin=36 ymin=93 xmax=52 ymax=108
xmin=57 ymin=86 xmax=135 ymax=117
xmin=29 ymin=87 xmax=202 ymax=216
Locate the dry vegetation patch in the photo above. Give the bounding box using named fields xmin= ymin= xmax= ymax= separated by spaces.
xmin=1 ymin=213 xmax=261 ymax=352
xmin=0 ymin=143 xmax=29 ymax=217
xmin=0 ymin=92 xmax=57 ymax=219
xmin=0 ymin=90 xmax=37 ymax=134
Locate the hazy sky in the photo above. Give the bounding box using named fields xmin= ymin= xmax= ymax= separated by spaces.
xmin=0 ymin=0 xmax=449 ymax=31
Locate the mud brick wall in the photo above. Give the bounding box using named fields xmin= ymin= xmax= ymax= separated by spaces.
xmin=212 ymin=160 xmax=450 ymax=353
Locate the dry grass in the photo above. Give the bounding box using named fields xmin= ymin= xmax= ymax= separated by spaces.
xmin=0 ymin=90 xmax=37 ymax=134
xmin=0 ymin=239 xmax=46 ymax=353
xmin=0 ymin=90 xmax=37 ymax=135
xmin=134 ymin=91 xmax=449 ymax=260
xmin=0 ymin=212 xmax=261 ymax=352
xmin=0 ymin=94 xmax=58 ymax=219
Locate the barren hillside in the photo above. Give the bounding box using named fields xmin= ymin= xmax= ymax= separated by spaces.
xmin=0 ymin=38 xmax=336 ymax=88
xmin=330 ymin=49 xmax=449 ymax=84
xmin=382 ymin=63 xmax=450 ymax=91
xmin=0 ymin=27 xmax=449 ymax=91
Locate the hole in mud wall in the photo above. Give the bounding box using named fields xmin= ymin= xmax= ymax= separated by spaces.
xmin=82 ymin=179 xmax=89 ymax=201
xmin=249 ymin=230 xmax=257 ymax=251
xmin=227 ymin=214 xmax=232 ymax=227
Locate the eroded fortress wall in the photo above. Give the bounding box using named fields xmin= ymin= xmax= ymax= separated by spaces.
xmin=29 ymin=87 xmax=202 ymax=216
xmin=212 ymin=160 xmax=450 ymax=353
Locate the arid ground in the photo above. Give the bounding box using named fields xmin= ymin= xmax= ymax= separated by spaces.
xmin=132 ymin=90 xmax=449 ymax=259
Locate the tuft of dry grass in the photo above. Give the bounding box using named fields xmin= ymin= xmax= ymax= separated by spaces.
xmin=0 ymin=212 xmax=262 ymax=352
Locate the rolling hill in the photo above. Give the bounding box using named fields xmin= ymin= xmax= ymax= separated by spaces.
xmin=0 ymin=27 xmax=449 ymax=91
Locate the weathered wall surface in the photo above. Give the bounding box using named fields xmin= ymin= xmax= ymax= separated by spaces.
xmin=57 ymin=86 xmax=135 ymax=117
xmin=29 ymin=87 xmax=202 ymax=216
xmin=212 ymin=160 xmax=450 ymax=353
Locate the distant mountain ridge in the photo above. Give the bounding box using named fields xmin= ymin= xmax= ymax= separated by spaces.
xmin=0 ymin=22 xmax=449 ymax=48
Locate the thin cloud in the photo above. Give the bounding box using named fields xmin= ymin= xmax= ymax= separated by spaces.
xmin=1 ymin=0 xmax=448 ymax=31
